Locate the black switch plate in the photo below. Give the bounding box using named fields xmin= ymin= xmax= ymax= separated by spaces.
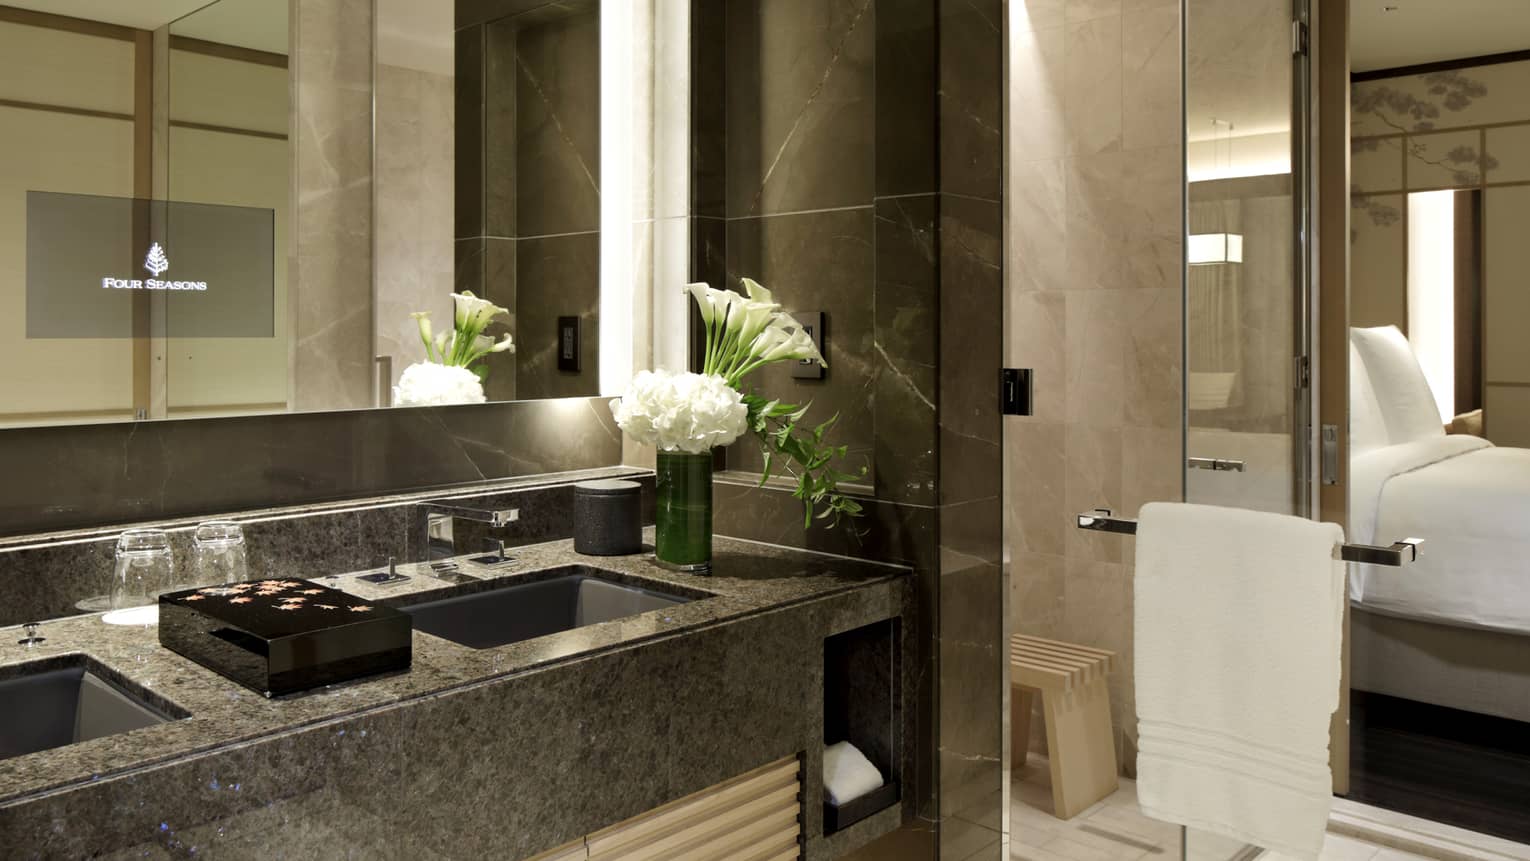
xmin=790 ymin=311 xmax=825 ymax=379
xmin=557 ymin=316 xmax=580 ymax=372
xmin=1001 ymin=368 xmax=1033 ymax=416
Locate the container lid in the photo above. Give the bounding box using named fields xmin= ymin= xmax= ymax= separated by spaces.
xmin=574 ymin=479 xmax=641 ymax=496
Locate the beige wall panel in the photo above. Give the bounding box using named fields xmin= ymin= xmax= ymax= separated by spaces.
xmin=165 ymin=126 xmax=289 ymax=409
xmin=1353 ymin=59 xmax=1530 ymax=136
xmin=1485 ymin=385 xmax=1530 ymax=448
xmin=1351 ymin=136 xmax=1401 ymax=193
xmin=1406 ymin=130 xmax=1482 ymax=190
xmin=0 ymin=107 xmax=135 ymax=419
xmin=168 ymin=49 xmax=288 ymax=135
xmin=1485 ymin=185 xmax=1530 ymax=384
xmin=1350 ymin=193 xmax=1405 ymax=330
xmin=1486 ymin=124 xmax=1530 ymax=185
xmin=0 ymin=21 xmax=135 ymax=114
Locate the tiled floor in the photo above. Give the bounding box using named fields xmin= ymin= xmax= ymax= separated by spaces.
xmin=1011 ymin=756 xmax=1439 ymax=861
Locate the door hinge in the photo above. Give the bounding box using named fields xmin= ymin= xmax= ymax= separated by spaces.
xmin=1321 ymin=424 xmax=1339 ymax=486
xmin=1294 ymin=355 xmax=1311 ymax=390
xmin=1292 ymin=20 xmax=1309 ymax=56
xmin=1001 ymin=368 xmax=1033 ymax=416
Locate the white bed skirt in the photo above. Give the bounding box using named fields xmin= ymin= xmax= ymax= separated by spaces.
xmin=1350 ymin=608 xmax=1530 ymax=723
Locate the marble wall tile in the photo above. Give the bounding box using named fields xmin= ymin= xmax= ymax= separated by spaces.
xmin=875 ymin=0 xmax=938 ymax=196
xmin=375 ymin=63 xmax=456 ymax=389
xmin=937 ymin=0 xmax=1003 ymax=201
xmin=1122 ymin=3 xmax=1179 ymax=151
xmin=1006 ymin=422 xmax=1067 ymax=557
xmin=515 ymin=233 xmax=600 ymax=399
xmin=725 ymin=0 xmax=875 ymax=216
xmin=1065 ymin=151 xmax=1127 ymax=290
xmin=0 ymin=398 xmax=621 ymax=540
xmin=1013 ymin=0 xmax=1066 ymax=35
xmin=1063 ymin=13 xmax=1123 ymax=156
xmin=455 ymin=25 xmax=486 ymax=239
xmin=874 ymin=196 xmax=939 ymax=506
xmin=1063 ymin=288 xmax=1128 ymax=427
xmin=1009 ymin=159 xmax=1068 ymax=294
xmin=291 ymin=0 xmax=375 ymax=413
xmin=1009 ymin=24 xmax=1067 ymax=162
xmin=1123 ymin=288 xmax=1183 ymax=429
xmin=723 ymin=209 xmax=877 ymax=478
xmin=1006 ymin=0 xmax=1184 ymax=778
xmin=1007 ymin=291 xmax=1067 ymax=418
xmin=483 ymin=16 xmax=519 ymax=239
xmin=515 ymin=7 xmax=602 ymax=237
xmin=937 ymin=195 xmax=1004 ymax=508
xmin=689 ymin=1 xmax=728 ymax=218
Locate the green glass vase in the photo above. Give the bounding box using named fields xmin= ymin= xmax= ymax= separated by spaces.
xmin=655 ymin=450 xmax=713 ymax=572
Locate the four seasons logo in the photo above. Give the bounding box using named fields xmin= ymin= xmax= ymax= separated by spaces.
xmin=144 ymin=242 xmax=169 ymax=277
xmin=102 ymin=241 xmax=207 ymax=292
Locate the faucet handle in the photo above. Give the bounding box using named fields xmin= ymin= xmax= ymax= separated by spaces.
xmin=18 ymin=622 xmax=44 ymax=646
xmin=491 ymin=509 xmax=519 ymax=528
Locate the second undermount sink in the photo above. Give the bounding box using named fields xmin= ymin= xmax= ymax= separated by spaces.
xmin=0 ymin=656 xmax=188 ymax=761
xmin=400 ymin=566 xmax=699 ymax=650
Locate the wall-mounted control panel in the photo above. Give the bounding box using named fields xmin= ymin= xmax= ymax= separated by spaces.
xmin=557 ymin=316 xmax=580 ymax=372
xmin=791 ymin=311 xmax=826 ymax=380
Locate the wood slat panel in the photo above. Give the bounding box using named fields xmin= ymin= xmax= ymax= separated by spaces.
xmin=583 ymin=756 xmax=801 ymax=861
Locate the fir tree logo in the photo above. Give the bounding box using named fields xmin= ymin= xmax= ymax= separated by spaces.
xmin=144 ymin=243 xmax=169 ymax=277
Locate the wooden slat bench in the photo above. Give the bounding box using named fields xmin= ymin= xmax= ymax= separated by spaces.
xmin=1010 ymin=634 xmax=1119 ymax=819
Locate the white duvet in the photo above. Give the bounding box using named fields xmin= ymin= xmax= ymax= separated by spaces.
xmin=1350 ymin=434 xmax=1530 ymax=633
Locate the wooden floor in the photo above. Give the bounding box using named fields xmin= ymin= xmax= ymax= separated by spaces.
xmin=1349 ymin=690 xmax=1530 ymax=844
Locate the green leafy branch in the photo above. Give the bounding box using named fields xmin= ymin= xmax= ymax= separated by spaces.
xmin=742 ymin=392 xmax=867 ymax=529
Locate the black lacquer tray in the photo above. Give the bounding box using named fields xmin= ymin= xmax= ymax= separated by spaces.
xmin=159 ymin=578 xmax=411 ymax=697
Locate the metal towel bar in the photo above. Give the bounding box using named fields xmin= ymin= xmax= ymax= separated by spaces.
xmin=1075 ymin=509 xmax=1423 ymax=566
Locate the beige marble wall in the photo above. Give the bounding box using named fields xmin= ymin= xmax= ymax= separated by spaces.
xmin=290 ymin=0 xmax=374 ymax=411
xmin=374 ymin=63 xmax=455 ymax=388
xmin=1006 ymin=0 xmax=1184 ymax=775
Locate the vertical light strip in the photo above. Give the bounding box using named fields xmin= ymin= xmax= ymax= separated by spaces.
xmin=651 ymin=0 xmax=690 ymax=373
xmin=1406 ymin=190 xmax=1456 ymax=422
xmin=599 ymin=1 xmax=635 ymax=395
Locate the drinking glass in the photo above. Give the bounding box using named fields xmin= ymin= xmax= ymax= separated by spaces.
xmin=192 ymin=521 xmax=248 ymax=586
xmin=111 ymin=529 xmax=175 ymax=610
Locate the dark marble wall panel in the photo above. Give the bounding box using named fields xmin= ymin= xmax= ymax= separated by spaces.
xmin=724 ymin=0 xmax=876 ymax=217
xmin=723 ymin=209 xmax=877 ymax=478
xmin=484 ymin=15 xmax=519 ymax=239
xmin=0 ymin=398 xmax=621 ymax=540
xmin=481 ymin=237 xmax=520 ymax=401
xmin=515 ymin=8 xmax=601 ymax=238
xmin=874 ymin=195 xmax=939 ymax=506
xmin=937 ymin=0 xmax=1004 ymax=203
xmin=690 ymin=0 xmax=728 ymax=219
xmin=875 ymin=0 xmax=939 ymax=196
xmin=515 ymin=232 xmax=600 ymax=399
xmin=455 ymin=24 xmax=486 ymax=240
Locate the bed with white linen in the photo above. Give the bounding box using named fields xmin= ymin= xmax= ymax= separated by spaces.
xmin=1347 ymin=326 xmax=1530 ymax=722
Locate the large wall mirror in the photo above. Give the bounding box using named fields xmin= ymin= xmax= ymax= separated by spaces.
xmin=0 ymin=0 xmax=664 ymax=430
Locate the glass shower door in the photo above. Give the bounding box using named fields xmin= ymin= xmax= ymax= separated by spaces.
xmin=1183 ymin=0 xmax=1311 ymax=857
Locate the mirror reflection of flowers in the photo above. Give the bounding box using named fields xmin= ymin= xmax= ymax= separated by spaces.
xmin=612 ymin=279 xmax=865 ymax=528
xmin=394 ymin=292 xmax=515 ymax=407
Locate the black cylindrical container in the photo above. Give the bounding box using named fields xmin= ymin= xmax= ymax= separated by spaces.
xmin=573 ymin=479 xmax=642 ymax=556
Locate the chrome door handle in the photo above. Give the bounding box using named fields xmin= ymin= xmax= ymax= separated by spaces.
xmin=1187 ymin=457 xmax=1246 ymax=472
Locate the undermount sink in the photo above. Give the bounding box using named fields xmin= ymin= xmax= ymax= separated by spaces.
xmin=0 ymin=656 xmax=188 ymax=761
xmin=400 ymin=566 xmax=699 ymax=650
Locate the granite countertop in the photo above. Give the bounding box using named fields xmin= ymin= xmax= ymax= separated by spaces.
xmin=0 ymin=532 xmax=907 ymax=808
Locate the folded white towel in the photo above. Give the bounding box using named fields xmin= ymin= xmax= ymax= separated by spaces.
xmin=1134 ymin=502 xmax=1345 ymax=861
xmin=823 ymin=741 xmax=884 ymax=806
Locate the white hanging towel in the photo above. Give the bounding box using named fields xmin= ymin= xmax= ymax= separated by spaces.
xmin=1134 ymin=502 xmax=1345 ymax=861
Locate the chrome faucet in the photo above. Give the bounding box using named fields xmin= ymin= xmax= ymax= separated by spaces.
xmin=417 ymin=503 xmax=520 ymax=560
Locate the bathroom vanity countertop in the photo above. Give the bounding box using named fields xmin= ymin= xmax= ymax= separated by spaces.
xmin=0 ymin=532 xmax=908 ymax=807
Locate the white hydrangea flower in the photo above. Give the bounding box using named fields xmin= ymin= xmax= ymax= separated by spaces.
xmin=609 ymin=369 xmax=748 ymax=454
xmin=393 ymin=362 xmax=487 ymax=407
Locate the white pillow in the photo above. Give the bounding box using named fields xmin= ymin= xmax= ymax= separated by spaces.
xmin=1348 ymin=340 xmax=1388 ymax=454
xmin=1349 ymin=325 xmax=1445 ymax=445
